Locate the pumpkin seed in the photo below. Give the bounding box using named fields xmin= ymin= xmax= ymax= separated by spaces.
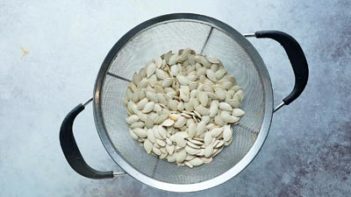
xmin=125 ymin=49 xmax=245 ymax=167
xmin=232 ymin=108 xmax=245 ymax=117
xmin=143 ymin=139 xmax=153 ymax=154
xmin=126 ymin=115 xmax=139 ymax=124
xmin=223 ymin=125 xmax=232 ymax=142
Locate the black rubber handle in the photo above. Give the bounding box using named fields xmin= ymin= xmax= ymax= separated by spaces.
xmin=59 ymin=104 xmax=114 ymax=179
xmin=255 ymin=31 xmax=309 ymax=105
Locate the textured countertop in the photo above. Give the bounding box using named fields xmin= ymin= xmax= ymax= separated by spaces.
xmin=0 ymin=0 xmax=350 ymax=196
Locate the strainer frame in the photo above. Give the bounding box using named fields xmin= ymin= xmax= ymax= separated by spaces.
xmin=93 ymin=13 xmax=273 ymax=192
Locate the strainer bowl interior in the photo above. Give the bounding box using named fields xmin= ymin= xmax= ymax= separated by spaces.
xmin=93 ymin=13 xmax=273 ymax=192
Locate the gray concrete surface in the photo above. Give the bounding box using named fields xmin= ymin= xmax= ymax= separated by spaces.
xmin=0 ymin=0 xmax=350 ymax=196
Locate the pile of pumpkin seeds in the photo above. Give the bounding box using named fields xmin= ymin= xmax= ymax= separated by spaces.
xmin=124 ymin=48 xmax=245 ymax=168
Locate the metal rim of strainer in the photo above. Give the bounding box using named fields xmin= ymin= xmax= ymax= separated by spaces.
xmin=93 ymin=13 xmax=273 ymax=192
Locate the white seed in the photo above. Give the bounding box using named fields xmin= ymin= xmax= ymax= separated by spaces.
xmin=168 ymin=53 xmax=178 ymax=65
xmin=162 ymin=119 xmax=175 ymax=127
xmin=145 ymin=91 xmax=157 ymax=103
xmin=232 ymin=108 xmax=245 ymax=117
xmin=168 ymin=100 xmax=178 ymax=111
xmin=166 ymin=138 xmax=172 ymax=145
xmin=210 ymin=64 xmax=219 ymax=72
xmin=129 ymin=129 xmax=138 ymax=140
xmin=198 ymin=91 xmax=209 ymax=106
xmin=159 ymin=152 xmax=168 ymax=159
xmin=153 ymin=126 xmax=162 ymax=139
xmin=185 ymin=161 xmax=193 ymax=168
xmin=153 ymin=104 xmax=162 ymax=112
xmin=142 ymin=102 xmax=155 ymax=113
xmin=215 ymin=68 xmax=226 ymax=80
xmin=134 ymin=128 xmax=147 ymax=138
xmin=222 ymin=81 xmax=233 ymax=90
xmin=201 ymin=116 xmax=210 ymax=124
xmin=146 ymin=63 xmax=157 ymax=78
xmin=176 ymin=102 xmax=184 ymax=111
xmin=130 ymin=121 xmax=144 ymax=129
xmin=201 ymin=84 xmax=213 ymax=93
xmin=162 ymin=78 xmax=173 ymax=87
xmin=156 ymin=93 xmax=167 ymax=105
xmin=156 ymin=69 xmax=169 ymax=80
xmin=147 ymin=129 xmax=156 ymax=143
xmin=143 ymin=139 xmax=153 ymax=154
xmin=156 ymin=139 xmax=166 ymax=147
xmin=186 ymin=141 xmax=201 ymax=149
xmin=179 ymin=86 xmax=190 ymax=102
xmin=155 ymin=112 xmax=169 ymax=124
xmin=189 ymin=158 xmax=204 ymax=166
xmin=170 ymin=64 xmax=179 ymax=76
xmin=195 ymin=55 xmax=211 ymax=67
xmin=126 ymin=115 xmax=139 ymax=124
xmin=214 ymin=115 xmax=225 ymax=126
xmin=204 ymin=145 xmax=214 ymax=157
xmin=175 ymin=149 xmax=187 ymax=163
xmin=214 ymin=87 xmax=226 ymax=100
xmin=206 ymin=69 xmax=217 ymax=82
xmin=174 ymin=116 xmax=186 ymax=128
xmin=223 ymin=125 xmax=232 ymax=142
xmin=226 ymin=98 xmax=241 ymax=108
xmin=196 ymin=121 xmax=207 ymax=136
xmin=167 ymin=154 xmax=176 ymax=162
xmin=188 ymin=122 xmax=197 ymax=138
xmin=195 ymin=105 xmax=210 ymax=116
xmin=157 ymin=126 xmax=167 ymax=139
xmin=185 ymin=146 xmax=200 ymax=155
xmin=211 ymin=127 xmax=224 ymax=138
xmin=127 ymin=101 xmax=139 ymax=114
xmin=215 ymin=140 xmax=224 ymax=148
xmin=209 ymin=100 xmax=219 ymax=117
xmin=204 ymin=132 xmax=213 ymax=146
xmin=206 ymin=123 xmax=216 ymax=130
xmin=219 ymin=102 xmax=232 ymax=111
xmin=221 ymin=111 xmax=240 ymax=124
xmin=234 ymin=89 xmax=244 ymax=101
xmin=145 ymin=117 xmax=153 ymax=129
xmin=177 ymin=75 xmax=190 ymax=85
xmin=171 ymin=132 xmax=187 ymax=147
xmin=166 ymin=145 xmax=175 ymax=155
xmin=153 ymin=146 xmax=162 ymax=155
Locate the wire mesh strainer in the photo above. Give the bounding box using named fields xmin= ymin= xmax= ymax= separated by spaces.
xmin=60 ymin=13 xmax=308 ymax=192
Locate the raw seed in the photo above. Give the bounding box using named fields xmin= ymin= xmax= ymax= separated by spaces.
xmin=129 ymin=129 xmax=139 ymax=140
xmin=153 ymin=147 xmax=162 ymax=155
xmin=130 ymin=121 xmax=144 ymax=129
xmin=143 ymin=139 xmax=153 ymax=154
xmin=125 ymin=49 xmax=245 ymax=167
xmin=175 ymin=149 xmax=187 ymax=163
xmin=204 ymin=145 xmax=214 ymax=157
xmin=223 ymin=125 xmax=233 ymax=142
xmin=189 ymin=158 xmax=204 ymax=166
xmin=232 ymin=108 xmax=245 ymax=117
xmin=166 ymin=145 xmax=175 ymax=155
xmin=126 ymin=115 xmax=139 ymax=124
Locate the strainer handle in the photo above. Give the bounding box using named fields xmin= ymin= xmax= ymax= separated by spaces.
xmin=246 ymin=31 xmax=309 ymax=112
xmin=60 ymin=101 xmax=114 ymax=179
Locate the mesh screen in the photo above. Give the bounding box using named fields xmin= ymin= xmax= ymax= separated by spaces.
xmin=100 ymin=20 xmax=265 ymax=184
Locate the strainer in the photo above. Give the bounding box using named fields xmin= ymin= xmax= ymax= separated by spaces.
xmin=60 ymin=13 xmax=308 ymax=192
